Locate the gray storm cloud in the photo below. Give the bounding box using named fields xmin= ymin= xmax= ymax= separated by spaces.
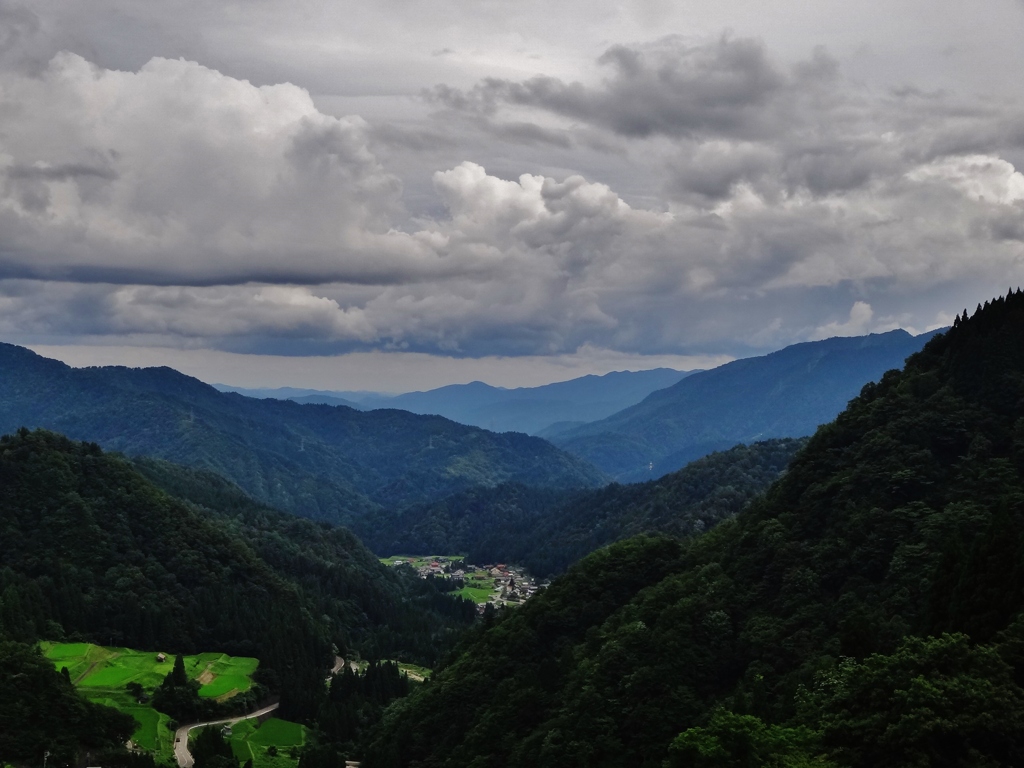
xmin=0 ymin=18 xmax=1023 ymax=359
xmin=0 ymin=52 xmax=462 ymax=286
xmin=428 ymin=36 xmax=792 ymax=141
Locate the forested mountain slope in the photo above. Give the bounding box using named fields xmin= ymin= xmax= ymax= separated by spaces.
xmin=362 ymin=438 xmax=805 ymax=577
xmin=0 ymin=344 xmax=605 ymax=524
xmin=362 ymin=292 xmax=1024 ymax=768
xmin=0 ymin=430 xmax=475 ymax=722
xmin=552 ymin=328 xmax=939 ymax=480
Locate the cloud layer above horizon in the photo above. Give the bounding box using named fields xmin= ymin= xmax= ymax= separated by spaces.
xmin=1 ymin=0 xmax=1023 ymax=373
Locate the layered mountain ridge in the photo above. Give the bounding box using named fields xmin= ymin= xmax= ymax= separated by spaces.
xmin=220 ymin=367 xmax=693 ymax=436
xmin=0 ymin=344 xmax=606 ymax=525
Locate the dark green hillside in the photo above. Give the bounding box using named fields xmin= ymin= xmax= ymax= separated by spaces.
xmin=0 ymin=641 xmax=136 ymax=767
xmin=0 ymin=430 xmax=474 ymax=722
xmin=553 ymin=328 xmax=938 ymax=481
xmin=509 ymin=437 xmax=805 ymax=576
xmin=0 ymin=345 xmax=605 ymax=525
xmin=361 ymin=292 xmax=1024 ymax=767
xmin=132 ymin=456 xmax=478 ymax=662
xmin=363 ymin=438 xmax=804 ymax=577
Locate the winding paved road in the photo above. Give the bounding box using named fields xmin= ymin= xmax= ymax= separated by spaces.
xmin=173 ymin=658 xmax=348 ymax=768
xmin=173 ymin=702 xmax=279 ymax=768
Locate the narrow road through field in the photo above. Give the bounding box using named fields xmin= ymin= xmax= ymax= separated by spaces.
xmin=173 ymin=702 xmax=279 ymax=768
xmin=175 ymin=658 xmax=349 ymax=767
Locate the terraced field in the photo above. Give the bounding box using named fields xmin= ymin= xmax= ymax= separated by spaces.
xmin=41 ymin=642 xmax=261 ymax=764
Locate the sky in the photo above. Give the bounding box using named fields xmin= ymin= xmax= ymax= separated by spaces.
xmin=3 ymin=0 xmax=1024 ymax=391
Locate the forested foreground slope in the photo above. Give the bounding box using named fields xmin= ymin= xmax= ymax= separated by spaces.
xmin=0 ymin=641 xmax=137 ymax=766
xmin=362 ymin=438 xmax=805 ymax=577
xmin=0 ymin=344 xmax=605 ymax=525
xmin=361 ymin=292 xmax=1024 ymax=768
xmin=0 ymin=430 xmax=475 ymax=723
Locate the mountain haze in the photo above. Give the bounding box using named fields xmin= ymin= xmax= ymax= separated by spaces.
xmin=366 ymin=369 xmax=693 ymax=435
xmin=553 ymin=329 xmax=941 ymax=480
xmin=221 ymin=368 xmax=692 ymax=436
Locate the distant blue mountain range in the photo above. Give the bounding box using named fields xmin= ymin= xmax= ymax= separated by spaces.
xmin=217 ymin=367 xmax=694 ymax=435
xmin=218 ymin=328 xmax=945 ymax=485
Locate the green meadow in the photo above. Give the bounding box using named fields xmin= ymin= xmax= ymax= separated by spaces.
xmin=395 ymin=661 xmax=432 ymax=681
xmin=456 ymin=575 xmax=497 ymax=604
xmin=221 ymin=717 xmax=307 ymax=768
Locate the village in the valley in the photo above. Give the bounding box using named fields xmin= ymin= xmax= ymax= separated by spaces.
xmin=382 ymin=555 xmax=547 ymax=612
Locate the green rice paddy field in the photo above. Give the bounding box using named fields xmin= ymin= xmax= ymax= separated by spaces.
xmin=224 ymin=718 xmax=307 ymax=768
xmin=40 ymin=642 xmax=301 ymax=767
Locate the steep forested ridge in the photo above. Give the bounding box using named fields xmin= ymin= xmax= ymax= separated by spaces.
xmin=0 ymin=430 xmax=475 ymax=723
xmin=362 ymin=292 xmax=1024 ymax=767
xmin=0 ymin=344 xmax=605 ymax=525
xmin=363 ymin=438 xmax=805 ymax=577
xmin=552 ymin=328 xmax=938 ymax=481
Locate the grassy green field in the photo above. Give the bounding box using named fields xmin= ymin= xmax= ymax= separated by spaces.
xmin=43 ymin=642 xmax=258 ymax=698
xmin=222 ymin=718 xmax=307 ymax=768
xmin=456 ymin=582 xmax=496 ymax=604
xmin=41 ymin=642 xmax=261 ymax=764
xmin=396 ymin=662 xmax=432 ymax=681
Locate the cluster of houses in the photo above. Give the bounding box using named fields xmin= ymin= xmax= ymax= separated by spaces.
xmin=474 ymin=562 xmax=545 ymax=611
xmin=386 ymin=556 xmax=547 ymax=612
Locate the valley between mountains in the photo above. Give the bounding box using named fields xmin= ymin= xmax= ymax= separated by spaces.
xmin=6 ymin=296 xmax=1024 ymax=767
